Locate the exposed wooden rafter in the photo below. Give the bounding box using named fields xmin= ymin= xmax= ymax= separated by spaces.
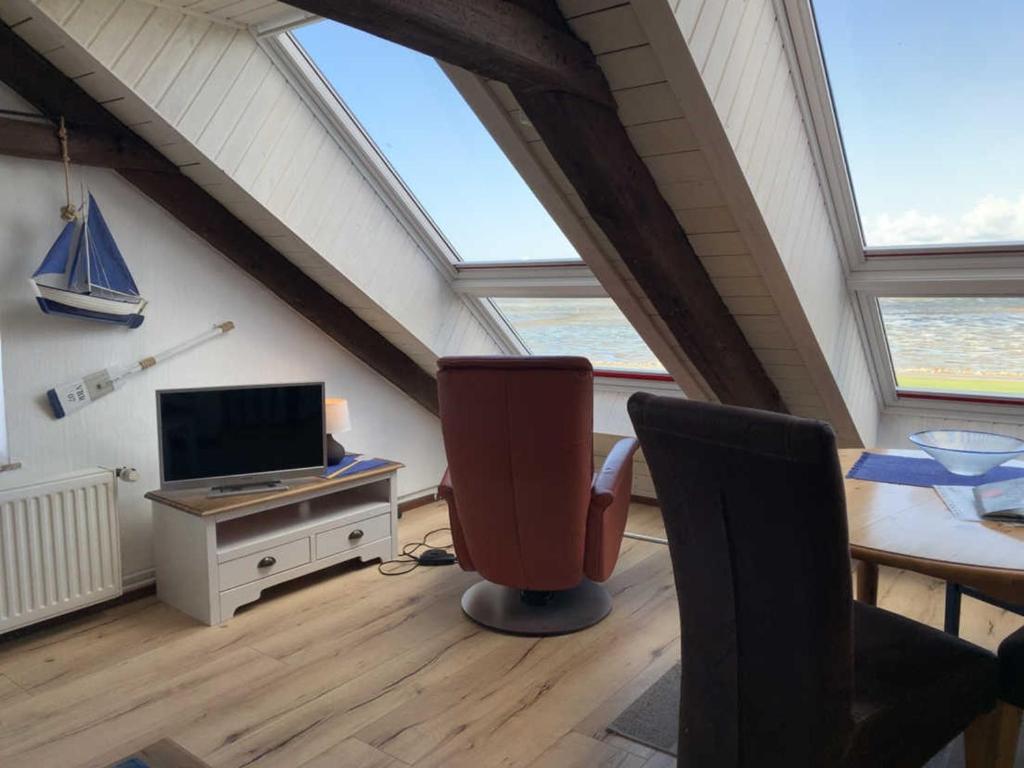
xmin=514 ymin=88 xmax=783 ymax=411
xmin=0 ymin=115 xmax=174 ymax=172
xmin=0 ymin=22 xmax=439 ymax=415
xmin=287 ymin=0 xmax=785 ymax=411
xmin=282 ymin=0 xmax=613 ymax=107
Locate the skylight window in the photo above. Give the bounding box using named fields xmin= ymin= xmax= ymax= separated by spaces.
xmin=492 ymin=298 xmax=666 ymax=374
xmin=878 ymin=297 xmax=1024 ymax=400
xmin=293 ymin=21 xmax=580 ymax=263
xmin=813 ymin=1 xmax=1024 ymax=248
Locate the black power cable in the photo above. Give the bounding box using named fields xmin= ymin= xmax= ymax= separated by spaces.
xmin=377 ymin=527 xmax=457 ymax=576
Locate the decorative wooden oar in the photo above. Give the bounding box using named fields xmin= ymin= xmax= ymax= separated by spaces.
xmin=47 ymin=321 xmax=235 ymax=419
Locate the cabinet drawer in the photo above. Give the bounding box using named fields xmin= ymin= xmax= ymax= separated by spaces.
xmin=220 ymin=538 xmax=310 ymax=591
xmin=315 ymin=513 xmax=390 ymax=560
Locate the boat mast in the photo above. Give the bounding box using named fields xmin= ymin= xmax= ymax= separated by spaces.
xmin=59 ymin=116 xmax=91 ymax=293
xmin=83 ymin=198 xmax=91 ymax=293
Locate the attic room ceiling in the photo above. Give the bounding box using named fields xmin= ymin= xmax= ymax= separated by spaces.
xmin=0 ymin=0 xmax=884 ymax=443
xmin=135 ymin=0 xmax=313 ymax=31
xmin=283 ymin=0 xmax=787 ymax=412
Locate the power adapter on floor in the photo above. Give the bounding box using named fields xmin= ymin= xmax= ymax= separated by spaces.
xmin=417 ymin=548 xmax=456 ymax=566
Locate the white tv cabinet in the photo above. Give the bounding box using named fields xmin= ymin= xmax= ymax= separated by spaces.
xmin=147 ymin=461 xmax=402 ymax=625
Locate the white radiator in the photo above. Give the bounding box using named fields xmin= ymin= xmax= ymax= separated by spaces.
xmin=0 ymin=469 xmax=121 ymax=635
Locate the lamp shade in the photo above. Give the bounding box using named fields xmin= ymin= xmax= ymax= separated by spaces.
xmin=325 ymin=398 xmax=351 ymax=434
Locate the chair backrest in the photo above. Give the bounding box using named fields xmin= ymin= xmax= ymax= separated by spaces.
xmin=628 ymin=393 xmax=854 ymax=767
xmin=437 ymin=356 xmax=594 ymax=591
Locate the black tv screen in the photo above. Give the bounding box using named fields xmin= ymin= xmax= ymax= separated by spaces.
xmin=158 ymin=383 xmax=325 ymax=487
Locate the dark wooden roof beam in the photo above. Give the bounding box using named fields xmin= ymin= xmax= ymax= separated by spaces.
xmin=283 ymin=0 xmax=613 ymax=107
xmin=0 ymin=115 xmax=174 ymax=172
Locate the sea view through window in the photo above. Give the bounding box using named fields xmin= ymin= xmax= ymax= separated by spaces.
xmin=879 ymin=297 xmax=1024 ymax=399
xmin=493 ymin=298 xmax=666 ymax=373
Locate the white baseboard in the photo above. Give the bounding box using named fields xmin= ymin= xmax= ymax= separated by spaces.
xmin=122 ymin=568 xmax=155 ymax=592
xmin=399 ymin=486 xmax=438 ymax=504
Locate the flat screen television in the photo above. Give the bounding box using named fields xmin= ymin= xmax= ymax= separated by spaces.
xmin=157 ymin=382 xmax=325 ymax=491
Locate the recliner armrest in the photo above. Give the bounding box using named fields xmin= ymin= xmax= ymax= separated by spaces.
xmin=438 ymin=468 xmax=455 ymax=505
xmin=584 ymin=437 xmax=640 ymax=582
xmin=438 ymin=468 xmax=474 ymax=572
xmin=592 ymin=437 xmax=640 ymax=509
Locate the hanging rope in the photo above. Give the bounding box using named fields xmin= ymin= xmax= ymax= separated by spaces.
xmin=58 ymin=116 xmax=78 ymax=221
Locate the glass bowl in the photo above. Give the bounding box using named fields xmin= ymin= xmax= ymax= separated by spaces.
xmin=908 ymin=430 xmax=1024 ymax=476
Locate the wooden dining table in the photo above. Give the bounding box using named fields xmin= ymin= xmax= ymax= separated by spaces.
xmin=842 ymin=448 xmax=1024 ymax=766
xmin=841 ymin=448 xmax=1024 ymax=610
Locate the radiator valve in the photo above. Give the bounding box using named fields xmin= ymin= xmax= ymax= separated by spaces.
xmin=116 ymin=466 xmax=140 ymax=482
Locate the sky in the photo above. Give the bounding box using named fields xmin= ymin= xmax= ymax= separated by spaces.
xmin=294 ymin=21 xmax=580 ymax=263
xmin=296 ymin=7 xmax=1024 ymax=254
xmin=813 ymin=0 xmax=1024 ymax=247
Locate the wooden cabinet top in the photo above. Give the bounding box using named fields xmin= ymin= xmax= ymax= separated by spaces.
xmin=145 ymin=460 xmax=403 ymax=517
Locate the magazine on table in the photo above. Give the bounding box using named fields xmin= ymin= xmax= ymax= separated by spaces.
xmin=974 ymin=477 xmax=1024 ymax=522
xmin=934 ymin=478 xmax=1024 ymax=525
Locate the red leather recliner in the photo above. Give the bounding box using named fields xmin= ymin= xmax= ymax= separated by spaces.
xmin=437 ymin=356 xmax=639 ymax=635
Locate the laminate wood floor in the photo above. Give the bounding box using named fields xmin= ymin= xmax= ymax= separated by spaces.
xmin=0 ymin=502 xmax=1019 ymax=768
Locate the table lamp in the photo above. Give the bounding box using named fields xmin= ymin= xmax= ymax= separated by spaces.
xmin=325 ymin=397 xmax=351 ymax=465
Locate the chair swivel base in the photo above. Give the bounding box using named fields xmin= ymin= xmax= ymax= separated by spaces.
xmin=461 ymin=578 xmax=612 ymax=637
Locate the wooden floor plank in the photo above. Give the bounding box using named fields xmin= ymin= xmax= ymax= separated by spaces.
xmin=573 ymin=647 xmax=680 ymax=745
xmin=371 ymin=556 xmax=679 ymax=767
xmin=0 ymin=599 xmax=199 ymax=693
xmin=298 ymin=738 xmax=404 ymax=768
xmin=99 ymin=739 xmax=210 ymax=768
xmin=195 ymin=625 xmax=486 ymax=768
xmin=0 ymin=502 xmax=1019 ymax=768
xmin=3 ymin=648 xmax=284 ymax=768
xmin=0 ymin=673 xmax=28 ymax=706
xmin=526 ymin=731 xmax=647 ymax=767
xmin=0 ymin=595 xmax=163 ymax=669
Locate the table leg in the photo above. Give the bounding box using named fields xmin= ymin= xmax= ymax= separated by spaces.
xmin=965 ymin=701 xmax=1022 ymax=768
xmin=856 ymin=560 xmax=878 ymax=605
xmin=945 ymin=582 xmax=963 ymax=635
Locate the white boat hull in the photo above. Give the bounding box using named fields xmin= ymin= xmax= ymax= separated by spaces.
xmin=33 ymin=282 xmax=146 ymax=328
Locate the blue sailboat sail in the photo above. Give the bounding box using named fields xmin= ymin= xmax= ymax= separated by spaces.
xmin=32 ymin=220 xmax=77 ymax=279
xmin=66 ymin=217 xmax=90 ymax=294
xmin=31 ymin=191 xmax=146 ymax=329
xmin=85 ymin=193 xmax=139 ymax=298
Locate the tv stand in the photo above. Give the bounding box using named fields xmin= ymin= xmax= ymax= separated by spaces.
xmin=207 ymin=479 xmax=290 ymax=498
xmin=146 ymin=460 xmax=402 ymax=625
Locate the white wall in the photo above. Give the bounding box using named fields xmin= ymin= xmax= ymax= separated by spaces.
xmin=0 ymin=331 xmax=6 ymax=467
xmin=3 ymin=0 xmax=507 ymax=372
xmin=877 ymin=412 xmax=1024 ymax=449
xmin=0 ymin=155 xmax=445 ymax=583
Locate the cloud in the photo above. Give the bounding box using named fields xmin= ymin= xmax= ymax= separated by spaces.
xmin=865 ymin=194 xmax=1024 ymax=246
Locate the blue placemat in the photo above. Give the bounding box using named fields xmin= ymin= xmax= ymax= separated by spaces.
xmin=112 ymin=760 xmax=150 ymax=768
xmin=846 ymin=451 xmax=1024 ymax=487
xmin=322 ymin=454 xmax=392 ymax=479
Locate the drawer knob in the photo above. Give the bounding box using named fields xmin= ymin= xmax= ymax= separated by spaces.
xmin=348 ymin=529 xmax=365 ymax=541
xmin=257 ymin=556 xmax=277 ymax=568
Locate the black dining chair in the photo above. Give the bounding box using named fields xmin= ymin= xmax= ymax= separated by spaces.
xmin=987 ymin=628 xmax=1024 ymax=766
xmin=627 ymin=393 xmax=1001 ymax=767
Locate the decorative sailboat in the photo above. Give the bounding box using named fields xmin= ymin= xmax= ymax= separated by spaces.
xmin=31 ymin=193 xmax=147 ymax=329
xmin=30 ymin=118 xmax=146 ymax=329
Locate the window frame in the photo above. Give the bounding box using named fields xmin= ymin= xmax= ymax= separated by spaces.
xmin=855 ymin=288 xmax=1024 ymax=419
xmin=779 ymin=0 xmax=1024 ymax=414
xmin=782 ymin=0 xmax=1024 ymax=270
xmin=269 ymin=29 xmax=666 ymax=383
xmin=486 ymin=293 xmax=672 ymax=377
